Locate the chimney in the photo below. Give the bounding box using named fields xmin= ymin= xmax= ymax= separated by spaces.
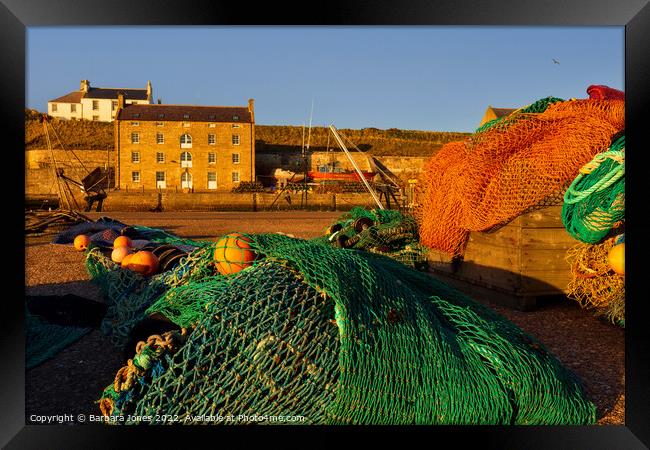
xmin=147 ymin=80 xmax=152 ymax=101
xmin=248 ymin=98 xmax=255 ymax=122
xmin=117 ymin=93 xmax=125 ymax=110
xmin=80 ymin=79 xmax=90 ymax=93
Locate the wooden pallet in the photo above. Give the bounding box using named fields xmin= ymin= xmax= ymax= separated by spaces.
xmin=427 ymin=205 xmax=578 ymax=311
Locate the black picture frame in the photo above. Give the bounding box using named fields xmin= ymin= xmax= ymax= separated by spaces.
xmin=4 ymin=0 xmax=648 ymax=448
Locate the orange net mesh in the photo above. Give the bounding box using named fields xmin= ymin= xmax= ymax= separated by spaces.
xmin=565 ymin=237 xmax=625 ymax=326
xmin=416 ymin=99 xmax=625 ymax=257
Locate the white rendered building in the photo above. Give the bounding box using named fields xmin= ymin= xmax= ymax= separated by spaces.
xmin=48 ymin=79 xmax=153 ymax=122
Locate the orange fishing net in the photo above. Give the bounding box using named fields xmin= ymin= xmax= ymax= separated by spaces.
xmin=416 ymin=99 xmax=625 ymax=257
xmin=565 ymin=237 xmax=625 ymax=326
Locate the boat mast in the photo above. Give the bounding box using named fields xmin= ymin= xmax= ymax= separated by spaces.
xmin=329 ymin=124 xmax=384 ymax=210
xmin=303 ymin=99 xmax=314 ymax=206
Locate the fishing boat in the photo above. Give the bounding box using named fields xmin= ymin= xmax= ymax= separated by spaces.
xmin=273 ymin=168 xmax=305 ymax=182
xmin=308 ymin=163 xmax=375 ymax=182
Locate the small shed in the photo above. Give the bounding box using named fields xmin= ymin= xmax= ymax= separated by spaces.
xmin=479 ymin=106 xmax=517 ymax=127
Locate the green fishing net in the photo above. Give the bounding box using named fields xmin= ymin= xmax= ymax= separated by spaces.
xmin=474 ymin=96 xmax=565 ymax=134
xmin=88 ymin=215 xmax=596 ymax=425
xmin=562 ymin=135 xmax=625 ymax=244
xmin=315 ymin=207 xmax=430 ymax=269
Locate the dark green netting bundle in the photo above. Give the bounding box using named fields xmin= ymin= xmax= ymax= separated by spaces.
xmin=474 ymin=96 xmax=565 ymax=134
xmin=314 ymin=207 xmax=430 ymax=269
xmin=562 ymin=135 xmax=625 ymax=244
xmin=25 ymin=305 xmax=91 ymax=369
xmin=86 ymin=240 xmax=214 ymax=348
xmin=91 ymin=229 xmax=596 ymax=425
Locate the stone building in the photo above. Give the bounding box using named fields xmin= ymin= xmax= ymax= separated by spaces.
xmin=48 ymin=79 xmax=152 ymax=122
xmin=114 ymin=96 xmax=255 ymax=192
xmin=478 ymin=106 xmax=516 ymax=127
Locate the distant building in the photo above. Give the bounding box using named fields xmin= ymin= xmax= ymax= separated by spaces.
xmin=114 ymin=96 xmax=255 ymax=192
xmin=479 ymin=106 xmax=516 ymax=127
xmin=48 ymin=80 xmax=153 ymax=122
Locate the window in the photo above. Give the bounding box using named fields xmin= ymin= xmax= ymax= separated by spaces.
xmin=208 ymin=153 xmax=216 ymax=164
xmin=156 ymin=121 xmax=164 ymax=127
xmin=232 ymin=115 xmax=239 ymax=121
xmin=131 ymin=121 xmax=140 ymax=126
xmin=232 ymin=172 xmax=240 ymax=183
xmin=181 ymin=151 xmax=192 ymax=168
xmin=131 ymin=132 xmax=140 ymax=144
xmin=92 ymin=100 xmax=99 ymax=110
xmin=52 ymin=103 xmax=58 ymax=112
xmin=112 ymin=101 xmax=117 ymax=111
xmin=158 ymin=114 xmax=165 ymax=119
xmin=209 ymin=123 xmax=216 ymax=128
xmin=131 ymin=151 xmax=140 ymax=163
xmin=156 ymin=171 xmax=166 ymax=189
xmin=132 ymin=171 xmax=140 ymax=182
xmin=183 ymin=122 xmax=191 ymax=128
xmin=133 ymin=113 xmax=140 ymax=118
xmin=157 ymin=133 xmax=164 ymax=144
xmin=232 ymin=135 xmax=240 ymax=145
xmin=180 ymin=134 xmax=192 ymax=148
xmin=207 ymin=172 xmax=217 ymax=190
xmin=92 ymin=115 xmax=99 ymax=121
xmin=70 ymin=104 xmax=76 ymax=113
xmin=208 ymin=134 xmax=216 ymax=145
xmin=156 ymin=152 xmax=165 ymax=163
xmin=232 ymin=124 xmax=240 ymax=128
xmin=183 ymin=114 xmax=190 ymax=119
xmin=208 ymin=114 xmax=216 ymax=120
xmin=232 ymin=153 xmax=240 ymax=164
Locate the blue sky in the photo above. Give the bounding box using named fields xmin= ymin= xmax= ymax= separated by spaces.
xmin=27 ymin=26 xmax=623 ymax=132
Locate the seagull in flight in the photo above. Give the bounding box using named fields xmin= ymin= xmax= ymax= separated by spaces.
xmin=552 ymin=58 xmax=560 ymax=65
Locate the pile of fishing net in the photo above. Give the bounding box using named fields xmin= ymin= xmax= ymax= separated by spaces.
xmin=416 ymin=93 xmax=625 ymax=258
xmin=314 ymin=207 xmax=430 ymax=269
xmin=565 ymin=235 xmax=625 ymax=327
xmin=562 ymin=134 xmax=625 ymax=327
xmin=86 ymin=219 xmax=596 ymax=425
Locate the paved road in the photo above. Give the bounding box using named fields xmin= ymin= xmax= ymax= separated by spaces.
xmin=84 ymin=210 xmax=342 ymax=240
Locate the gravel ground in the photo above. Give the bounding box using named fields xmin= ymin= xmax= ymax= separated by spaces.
xmin=24 ymin=211 xmax=623 ymax=425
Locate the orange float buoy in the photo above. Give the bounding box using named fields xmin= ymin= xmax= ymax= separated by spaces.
xmin=114 ymin=235 xmax=133 ymax=248
xmin=608 ymin=243 xmax=625 ymax=275
xmin=111 ymin=246 xmax=133 ymax=264
xmin=213 ymin=233 xmax=256 ymax=275
xmin=121 ymin=253 xmax=135 ymax=268
xmin=74 ymin=234 xmax=91 ymax=251
xmin=126 ymin=251 xmax=159 ymax=276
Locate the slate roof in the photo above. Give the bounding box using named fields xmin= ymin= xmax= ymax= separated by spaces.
xmin=49 ymin=91 xmax=84 ymax=103
xmin=84 ymin=88 xmax=148 ymax=100
xmin=49 ymin=87 xmax=148 ymax=103
xmin=490 ymin=107 xmax=517 ymax=118
xmin=117 ymin=104 xmax=253 ymax=123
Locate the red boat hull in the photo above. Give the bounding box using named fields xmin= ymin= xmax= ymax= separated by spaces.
xmin=308 ymin=171 xmax=374 ymax=182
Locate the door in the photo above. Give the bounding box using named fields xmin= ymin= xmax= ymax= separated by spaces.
xmin=208 ymin=172 xmax=217 ymax=190
xmin=156 ymin=171 xmax=166 ymax=189
xmin=181 ymin=171 xmax=193 ymax=189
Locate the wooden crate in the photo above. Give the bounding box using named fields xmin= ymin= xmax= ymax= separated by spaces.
xmin=427 ymin=206 xmax=578 ymax=311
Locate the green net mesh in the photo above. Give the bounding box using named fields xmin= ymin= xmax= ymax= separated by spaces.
xmin=562 ymin=135 xmax=625 ymax=244
xmin=474 ymin=97 xmax=565 ymax=134
xmin=315 ymin=207 xmax=430 ymax=269
xmin=89 ymin=220 xmax=596 ymax=425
